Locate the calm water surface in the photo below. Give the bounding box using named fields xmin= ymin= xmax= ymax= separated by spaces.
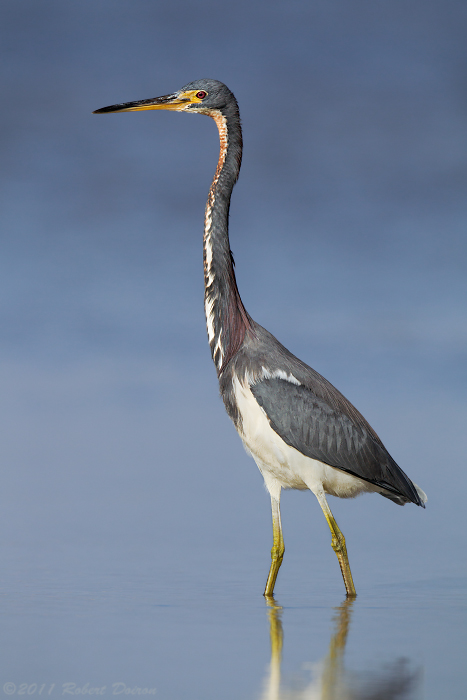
xmin=0 ymin=541 xmax=464 ymax=700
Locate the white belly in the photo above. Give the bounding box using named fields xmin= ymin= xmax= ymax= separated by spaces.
xmin=232 ymin=376 xmax=373 ymax=499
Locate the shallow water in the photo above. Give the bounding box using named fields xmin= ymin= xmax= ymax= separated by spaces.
xmin=0 ymin=354 xmax=464 ymax=700
xmin=0 ymin=537 xmax=464 ymax=700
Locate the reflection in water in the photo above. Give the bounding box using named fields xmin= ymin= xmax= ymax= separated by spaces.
xmin=261 ymin=599 xmax=421 ymax=700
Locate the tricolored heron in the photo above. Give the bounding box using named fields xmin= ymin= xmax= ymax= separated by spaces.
xmin=94 ymin=79 xmax=426 ymax=597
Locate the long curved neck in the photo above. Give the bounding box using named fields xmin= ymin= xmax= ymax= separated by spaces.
xmin=204 ymin=105 xmax=252 ymax=376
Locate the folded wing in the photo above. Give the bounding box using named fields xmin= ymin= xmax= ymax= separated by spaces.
xmin=250 ymin=376 xmax=423 ymax=506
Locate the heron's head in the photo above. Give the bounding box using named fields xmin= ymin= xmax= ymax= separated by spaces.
xmin=93 ymin=79 xmax=237 ymax=116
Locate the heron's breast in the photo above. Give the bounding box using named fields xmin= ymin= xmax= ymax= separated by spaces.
xmin=231 ymin=376 xmax=309 ymax=490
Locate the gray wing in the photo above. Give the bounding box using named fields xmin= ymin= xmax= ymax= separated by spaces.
xmin=250 ymin=377 xmax=422 ymax=506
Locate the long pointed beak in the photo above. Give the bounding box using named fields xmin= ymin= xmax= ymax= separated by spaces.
xmin=93 ymin=92 xmax=190 ymax=114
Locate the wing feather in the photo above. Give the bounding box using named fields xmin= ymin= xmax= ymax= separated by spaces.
xmin=250 ymin=377 xmax=422 ymax=505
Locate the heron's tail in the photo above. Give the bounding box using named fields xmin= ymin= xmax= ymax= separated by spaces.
xmin=413 ymin=482 xmax=427 ymax=507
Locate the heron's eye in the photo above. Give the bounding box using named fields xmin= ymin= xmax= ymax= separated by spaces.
xmin=196 ymin=91 xmax=207 ymax=99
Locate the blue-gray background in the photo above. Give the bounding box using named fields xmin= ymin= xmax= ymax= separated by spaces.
xmin=0 ymin=1 xmax=466 ymax=698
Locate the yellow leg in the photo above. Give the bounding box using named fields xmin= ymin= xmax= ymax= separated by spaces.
xmin=264 ymin=494 xmax=284 ymax=597
xmin=316 ymin=492 xmax=356 ymax=597
xmin=265 ymin=597 xmax=283 ymax=666
xmin=263 ymin=597 xmax=283 ymax=699
xmin=321 ymin=598 xmax=354 ymax=697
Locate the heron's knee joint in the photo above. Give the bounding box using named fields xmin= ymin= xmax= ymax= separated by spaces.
xmin=271 ymin=545 xmax=284 ymax=563
xmin=331 ymin=533 xmax=346 ymax=554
